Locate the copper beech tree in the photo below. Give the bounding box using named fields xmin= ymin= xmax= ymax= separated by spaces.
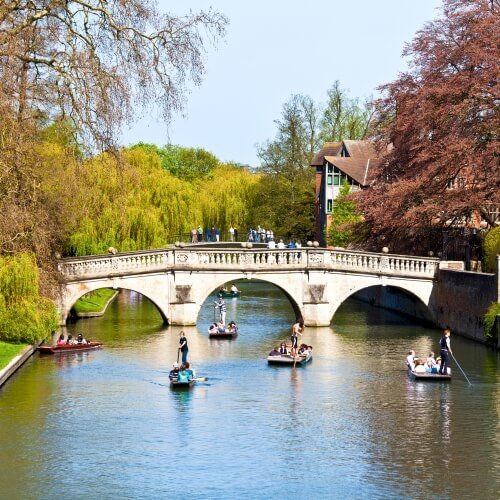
xmin=357 ymin=0 xmax=499 ymax=252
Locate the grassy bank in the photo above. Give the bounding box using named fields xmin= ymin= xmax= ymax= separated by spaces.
xmin=0 ymin=341 xmax=27 ymax=370
xmin=73 ymin=288 xmax=118 ymax=315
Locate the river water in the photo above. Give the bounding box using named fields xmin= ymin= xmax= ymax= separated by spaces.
xmin=0 ymin=281 xmax=499 ymax=499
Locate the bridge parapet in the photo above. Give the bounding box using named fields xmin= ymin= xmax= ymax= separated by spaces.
xmin=58 ymin=248 xmax=439 ymax=282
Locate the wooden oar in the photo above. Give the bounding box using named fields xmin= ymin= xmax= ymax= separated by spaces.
xmin=194 ymin=377 xmax=208 ymax=382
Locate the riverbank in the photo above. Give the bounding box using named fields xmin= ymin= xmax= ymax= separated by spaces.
xmin=0 ymin=343 xmax=34 ymax=388
xmin=73 ymin=289 xmax=119 ymax=318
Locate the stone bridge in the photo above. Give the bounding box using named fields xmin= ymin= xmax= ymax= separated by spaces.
xmin=56 ymin=247 xmax=441 ymax=326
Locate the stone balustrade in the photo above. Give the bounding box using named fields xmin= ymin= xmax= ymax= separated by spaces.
xmin=58 ymin=248 xmax=439 ymax=282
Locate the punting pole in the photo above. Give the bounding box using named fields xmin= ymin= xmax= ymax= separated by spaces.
xmin=451 ymin=353 xmax=472 ymax=386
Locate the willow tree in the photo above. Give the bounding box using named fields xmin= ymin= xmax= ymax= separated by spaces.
xmin=0 ymin=1 xmax=228 ymax=292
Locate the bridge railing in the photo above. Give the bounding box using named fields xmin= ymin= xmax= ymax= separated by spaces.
xmin=58 ymin=247 xmax=439 ymax=282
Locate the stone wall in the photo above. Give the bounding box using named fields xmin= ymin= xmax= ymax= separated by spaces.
xmin=435 ymin=269 xmax=497 ymax=343
xmin=354 ymin=267 xmax=500 ymax=346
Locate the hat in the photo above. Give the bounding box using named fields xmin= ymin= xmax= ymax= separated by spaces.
xmin=173 ymin=362 xmax=179 ymax=368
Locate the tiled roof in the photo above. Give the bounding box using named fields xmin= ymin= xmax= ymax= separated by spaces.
xmin=342 ymin=140 xmax=377 ymax=160
xmin=324 ymin=156 xmax=381 ymax=186
xmin=310 ymin=142 xmax=342 ymax=166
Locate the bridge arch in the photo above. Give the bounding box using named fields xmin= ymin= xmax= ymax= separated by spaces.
xmin=327 ymin=278 xmax=437 ymax=325
xmin=189 ymin=272 xmax=304 ymax=324
xmin=59 ymin=281 xmax=169 ymax=325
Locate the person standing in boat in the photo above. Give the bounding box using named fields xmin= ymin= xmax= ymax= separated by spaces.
xmin=179 ymin=331 xmax=188 ymax=364
xmin=291 ymin=320 xmax=303 ymax=358
xmin=438 ymin=328 xmax=452 ymax=375
xmin=215 ymin=297 xmax=226 ymax=325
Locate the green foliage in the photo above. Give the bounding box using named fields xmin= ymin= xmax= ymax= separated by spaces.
xmin=483 ymin=302 xmax=500 ymax=340
xmin=327 ymin=181 xmax=363 ymax=247
xmin=483 ymin=227 xmax=500 ymax=273
xmin=256 ymin=94 xmax=318 ymax=241
xmin=130 ymin=143 xmax=219 ymax=182
xmin=73 ymin=289 xmax=117 ymax=314
xmin=0 ymin=253 xmax=58 ymax=343
xmin=59 ymin=148 xmax=260 ymax=256
xmin=319 ymin=81 xmax=374 ymax=143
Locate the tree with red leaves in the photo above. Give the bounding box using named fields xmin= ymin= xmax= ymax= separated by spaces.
xmin=358 ymin=0 xmax=499 ymax=253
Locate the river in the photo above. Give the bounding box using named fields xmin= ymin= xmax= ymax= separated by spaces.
xmin=0 ymin=281 xmax=499 ymax=499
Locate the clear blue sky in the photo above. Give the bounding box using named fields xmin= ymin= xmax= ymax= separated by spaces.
xmin=121 ymin=0 xmax=442 ymax=166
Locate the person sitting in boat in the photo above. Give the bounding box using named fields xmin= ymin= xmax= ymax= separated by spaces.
xmin=169 ymin=362 xmax=180 ymax=382
xmin=76 ymin=334 xmax=88 ymax=345
xmin=217 ymin=322 xmax=227 ymax=333
xmin=230 ymin=284 xmax=239 ymax=293
xmin=414 ymin=359 xmax=426 ymax=373
xmin=227 ymin=320 xmax=237 ymax=332
xmin=279 ymin=343 xmax=288 ymax=355
xmin=406 ymin=350 xmax=416 ymax=371
xmin=208 ymin=323 xmax=219 ymax=334
xmin=219 ymin=286 xmax=228 ymax=294
xmin=177 ymin=365 xmax=190 ymax=383
xmin=57 ymin=333 xmax=65 ymax=346
xmin=183 ymin=362 xmax=195 ymax=381
xmin=269 ymin=347 xmax=280 ymax=356
xmin=66 ymin=334 xmax=77 ymax=345
xmin=426 ymin=352 xmax=438 ymax=373
xmin=298 ymin=343 xmax=309 ymax=355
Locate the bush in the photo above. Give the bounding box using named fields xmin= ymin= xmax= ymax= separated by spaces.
xmin=483 ymin=302 xmax=500 ymax=340
xmin=483 ymin=227 xmax=500 ymax=273
xmin=0 ymin=253 xmax=58 ymax=343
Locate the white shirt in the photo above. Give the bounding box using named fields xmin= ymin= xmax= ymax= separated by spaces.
xmin=268 ymin=240 xmax=276 ymax=249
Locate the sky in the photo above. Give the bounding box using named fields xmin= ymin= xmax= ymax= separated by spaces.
xmin=121 ymin=0 xmax=443 ymax=166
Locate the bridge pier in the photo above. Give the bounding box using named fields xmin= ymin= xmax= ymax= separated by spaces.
xmin=169 ymin=302 xmax=198 ymax=326
xmin=302 ymin=303 xmax=332 ymax=327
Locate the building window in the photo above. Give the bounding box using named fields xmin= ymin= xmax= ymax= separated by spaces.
xmin=327 ymin=175 xmax=333 ymax=185
xmin=327 ymin=164 xmax=333 ymax=173
xmin=333 ymin=174 xmax=340 ymax=185
xmin=327 ymin=199 xmax=333 ymax=213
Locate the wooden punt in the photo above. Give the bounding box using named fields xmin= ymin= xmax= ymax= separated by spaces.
xmin=217 ymin=290 xmax=241 ymax=298
xmin=209 ymin=327 xmax=238 ymax=339
xmin=267 ymin=350 xmax=313 ymax=366
xmin=37 ymin=342 xmax=103 ymax=354
xmin=408 ymin=367 xmax=451 ymax=381
xmin=170 ymin=379 xmax=196 ymax=389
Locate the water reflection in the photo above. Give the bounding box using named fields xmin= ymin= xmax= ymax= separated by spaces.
xmin=0 ymin=284 xmax=498 ymax=499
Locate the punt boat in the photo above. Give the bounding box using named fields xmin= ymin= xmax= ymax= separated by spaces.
xmin=267 ymin=350 xmax=313 ymax=366
xmin=170 ymin=379 xmax=196 ymax=389
xmin=407 ymin=367 xmax=451 ymax=381
xmin=217 ymin=290 xmax=241 ymax=298
xmin=209 ymin=327 xmax=238 ymax=339
xmin=37 ymin=342 xmax=103 ymax=354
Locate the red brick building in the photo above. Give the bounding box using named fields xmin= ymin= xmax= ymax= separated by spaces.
xmin=311 ymin=140 xmax=380 ymax=245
